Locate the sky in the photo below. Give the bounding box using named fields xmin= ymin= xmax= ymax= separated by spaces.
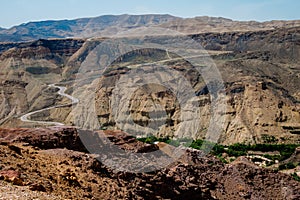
xmin=0 ymin=0 xmax=300 ymax=28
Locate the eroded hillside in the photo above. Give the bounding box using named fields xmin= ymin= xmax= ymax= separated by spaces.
xmin=0 ymin=27 xmax=299 ymax=145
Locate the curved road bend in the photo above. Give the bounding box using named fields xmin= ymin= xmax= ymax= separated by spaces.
xmin=20 ymin=50 xmax=226 ymax=126
xmin=20 ymin=84 xmax=79 ymax=126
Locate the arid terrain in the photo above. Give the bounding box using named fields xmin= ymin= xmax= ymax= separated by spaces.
xmin=0 ymin=14 xmax=299 ymax=199
xmin=0 ymin=127 xmax=299 ymax=199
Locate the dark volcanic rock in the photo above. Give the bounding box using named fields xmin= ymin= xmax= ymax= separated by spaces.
xmin=0 ymin=128 xmax=299 ymax=199
xmin=0 ymin=126 xmax=86 ymax=151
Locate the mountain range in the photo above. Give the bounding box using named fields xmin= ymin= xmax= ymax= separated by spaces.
xmin=1 ymin=14 xmax=300 ymax=42
xmin=0 ymin=25 xmax=299 ymax=145
xmin=0 ymin=14 xmax=300 ymax=199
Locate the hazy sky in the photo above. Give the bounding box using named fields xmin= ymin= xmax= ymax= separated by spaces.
xmin=1 ymin=0 xmax=299 ymax=28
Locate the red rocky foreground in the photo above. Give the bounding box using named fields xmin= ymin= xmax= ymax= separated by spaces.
xmin=0 ymin=126 xmax=299 ymax=199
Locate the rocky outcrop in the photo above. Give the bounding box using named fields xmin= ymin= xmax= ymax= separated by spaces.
xmin=0 ymin=39 xmax=85 ymax=62
xmin=0 ymin=80 xmax=29 ymax=125
xmin=192 ymin=27 xmax=300 ymax=63
xmin=0 ymin=170 xmax=24 ymax=186
xmin=284 ymin=147 xmax=300 ymax=165
xmin=0 ymin=127 xmax=299 ymax=199
xmin=0 ymin=126 xmax=85 ymax=151
xmin=160 ymin=16 xmax=300 ymax=35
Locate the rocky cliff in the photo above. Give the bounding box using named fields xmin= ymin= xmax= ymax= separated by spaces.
xmin=90 ymin=27 xmax=300 ymax=144
xmin=0 ymin=39 xmax=85 ymax=127
xmin=0 ymin=27 xmax=299 ymax=145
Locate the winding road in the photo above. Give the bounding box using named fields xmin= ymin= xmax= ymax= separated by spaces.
xmin=19 ymin=49 xmax=228 ymax=126
xmin=19 ymin=50 xmax=174 ymax=126
xmin=20 ymin=84 xmax=79 ymax=126
xmin=166 ymin=49 xmax=171 ymax=59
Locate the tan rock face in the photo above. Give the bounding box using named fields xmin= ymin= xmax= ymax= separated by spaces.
xmin=0 ymin=27 xmax=299 ymax=145
xmin=0 ymin=80 xmax=28 ymax=125
xmin=96 ymin=76 xmax=182 ymax=138
xmin=128 ymin=84 xmax=180 ymax=134
xmin=93 ymin=50 xmax=300 ymax=144
xmin=0 ymin=39 xmax=86 ymax=127
xmin=221 ymin=81 xmax=300 ymax=144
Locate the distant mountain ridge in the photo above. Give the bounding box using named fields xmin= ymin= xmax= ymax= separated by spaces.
xmin=0 ymin=14 xmax=300 ymax=42
xmin=160 ymin=16 xmax=300 ymax=34
xmin=0 ymin=14 xmax=178 ymax=42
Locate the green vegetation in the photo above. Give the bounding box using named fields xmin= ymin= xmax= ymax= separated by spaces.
xmin=261 ymin=134 xmax=278 ymax=143
xmin=291 ymin=173 xmax=300 ymax=182
xmin=278 ymin=162 xmax=298 ymax=170
xmin=263 ymin=154 xmax=281 ymax=161
xmin=137 ymin=136 xmax=171 ymax=144
xmin=137 ymin=136 xmax=299 ymax=163
xmin=137 ymin=136 xmax=191 ymax=147
xmin=138 ymin=136 xmax=300 ymax=181
xmin=189 ymin=141 xmax=298 ymax=163
xmin=26 ymin=66 xmax=51 ymax=74
xmin=194 ymin=142 xmax=298 ymax=162
xmin=100 ymin=126 xmax=107 ymax=130
xmin=217 ymin=155 xmax=228 ymax=164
